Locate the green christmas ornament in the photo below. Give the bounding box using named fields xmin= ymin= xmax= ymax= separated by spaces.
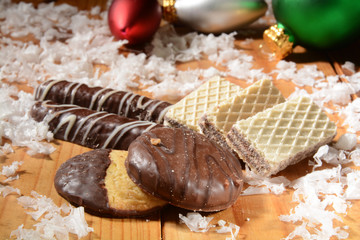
xmin=264 ymin=0 xmax=360 ymax=58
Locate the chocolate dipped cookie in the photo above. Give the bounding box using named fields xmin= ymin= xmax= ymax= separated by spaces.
xmin=125 ymin=127 xmax=244 ymax=212
xmin=30 ymin=101 xmax=162 ymax=150
xmin=34 ymin=79 xmax=172 ymax=124
xmin=54 ymin=149 xmax=167 ymax=217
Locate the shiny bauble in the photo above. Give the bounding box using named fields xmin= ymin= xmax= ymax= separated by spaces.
xmin=161 ymin=0 xmax=268 ymax=33
xmin=108 ymin=0 xmax=162 ymax=45
xmin=272 ymin=0 xmax=360 ymax=49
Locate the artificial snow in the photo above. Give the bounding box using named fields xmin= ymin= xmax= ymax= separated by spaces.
xmin=0 ymin=143 xmax=14 ymax=156
xmin=242 ymin=167 xmax=291 ymax=195
xmin=273 ymin=60 xmax=324 ymax=87
xmin=13 ymin=191 xmax=93 ymax=240
xmin=344 ymin=170 xmax=360 ymax=200
xmin=280 ymin=166 xmax=349 ymax=240
xmin=216 ymin=220 xmax=240 ymax=240
xmin=310 ymin=145 xmax=352 ymax=170
xmin=0 ymin=85 xmax=55 ymax=156
xmin=1 ymin=161 xmax=23 ymax=177
xmin=334 ymin=133 xmax=358 ymax=151
xmin=339 ymin=98 xmax=360 ymax=133
xmin=281 ymin=160 xmax=360 ymax=239
xmin=179 ymin=212 xmax=240 ymax=240
xmin=350 ymin=148 xmax=360 ymax=166
xmin=341 ymin=61 xmax=356 ymax=74
xmin=0 ymin=158 xmax=22 ymax=183
xmin=0 ymin=184 xmax=21 ymax=197
xmin=179 ymin=212 xmax=214 ymax=233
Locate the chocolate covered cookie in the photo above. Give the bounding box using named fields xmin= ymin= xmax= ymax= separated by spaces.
xmin=125 ymin=127 xmax=244 ymax=212
xmin=54 ymin=149 xmax=166 ymax=217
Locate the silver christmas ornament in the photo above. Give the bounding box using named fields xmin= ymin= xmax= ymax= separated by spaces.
xmin=161 ymin=0 xmax=268 ymax=33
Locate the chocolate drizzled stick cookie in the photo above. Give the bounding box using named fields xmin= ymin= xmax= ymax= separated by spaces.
xmin=34 ymin=79 xmax=172 ymax=124
xmin=30 ymin=101 xmax=162 ymax=150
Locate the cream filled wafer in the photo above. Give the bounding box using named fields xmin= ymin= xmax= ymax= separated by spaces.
xmin=34 ymin=79 xmax=172 ymax=124
xmin=164 ymin=76 xmax=242 ymax=132
xmin=227 ymin=96 xmax=337 ymax=176
xmin=199 ymin=79 xmax=285 ymax=154
xmin=30 ymin=101 xmax=162 ymax=150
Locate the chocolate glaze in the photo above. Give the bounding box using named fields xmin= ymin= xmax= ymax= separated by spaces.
xmin=55 ymin=149 xmax=111 ymax=216
xmin=34 ymin=79 xmax=172 ymax=124
xmin=54 ymin=149 xmax=162 ymax=217
xmin=126 ymin=127 xmax=244 ymax=212
xmin=30 ymin=101 xmax=162 ymax=150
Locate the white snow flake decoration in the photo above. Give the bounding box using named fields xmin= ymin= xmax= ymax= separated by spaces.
xmin=179 ymin=212 xmax=240 ymax=240
xmin=11 ymin=191 xmax=93 ymax=240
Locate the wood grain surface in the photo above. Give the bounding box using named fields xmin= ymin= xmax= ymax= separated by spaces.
xmin=1 ymin=1 xmax=360 ymax=239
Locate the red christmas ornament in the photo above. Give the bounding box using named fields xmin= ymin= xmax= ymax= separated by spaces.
xmin=108 ymin=0 xmax=162 ymax=45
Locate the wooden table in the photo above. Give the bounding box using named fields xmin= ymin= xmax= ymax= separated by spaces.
xmin=1 ymin=1 xmax=360 ymax=239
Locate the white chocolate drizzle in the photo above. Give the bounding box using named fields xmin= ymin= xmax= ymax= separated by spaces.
xmin=35 ymin=79 xmax=64 ymax=101
xmin=39 ymin=101 xmax=158 ymax=149
xmin=36 ymin=80 xmax=171 ymax=123
xmin=137 ymin=95 xmax=154 ymax=110
xmin=70 ymin=111 xmax=104 ymax=142
xmin=118 ymin=91 xmax=132 ymax=115
xmin=69 ymin=82 xmax=84 ymax=104
xmin=97 ymin=90 xmax=120 ymax=111
xmin=89 ymin=88 xmax=108 ymax=109
xmin=80 ymin=113 xmax=113 ymax=146
xmin=54 ymin=114 xmax=77 ymax=141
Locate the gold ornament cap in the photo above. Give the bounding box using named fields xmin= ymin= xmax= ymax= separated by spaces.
xmin=263 ymin=24 xmax=294 ymax=59
xmin=159 ymin=0 xmax=178 ymax=23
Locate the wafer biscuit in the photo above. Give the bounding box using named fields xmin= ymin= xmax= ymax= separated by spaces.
xmin=227 ymin=96 xmax=337 ymax=176
xmin=164 ymin=76 xmax=242 ymax=131
xmin=199 ymin=79 xmax=285 ymax=152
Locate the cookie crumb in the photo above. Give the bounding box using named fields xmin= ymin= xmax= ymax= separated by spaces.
xmin=224 ymin=179 xmax=229 ymax=188
xmin=150 ymin=138 xmax=161 ymax=145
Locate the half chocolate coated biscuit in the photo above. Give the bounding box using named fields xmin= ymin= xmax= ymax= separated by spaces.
xmin=125 ymin=127 xmax=244 ymax=212
xmin=54 ymin=149 xmax=166 ymax=217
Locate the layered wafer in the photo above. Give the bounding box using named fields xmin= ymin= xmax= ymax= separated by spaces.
xmin=227 ymin=96 xmax=337 ymax=176
xmin=34 ymin=79 xmax=172 ymax=124
xmin=199 ymin=79 xmax=285 ymax=153
xmin=164 ymin=76 xmax=242 ymax=131
xmin=30 ymin=101 xmax=161 ymax=150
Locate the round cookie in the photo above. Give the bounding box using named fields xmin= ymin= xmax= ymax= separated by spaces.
xmin=54 ymin=149 xmax=166 ymax=217
xmin=125 ymin=127 xmax=244 ymax=212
